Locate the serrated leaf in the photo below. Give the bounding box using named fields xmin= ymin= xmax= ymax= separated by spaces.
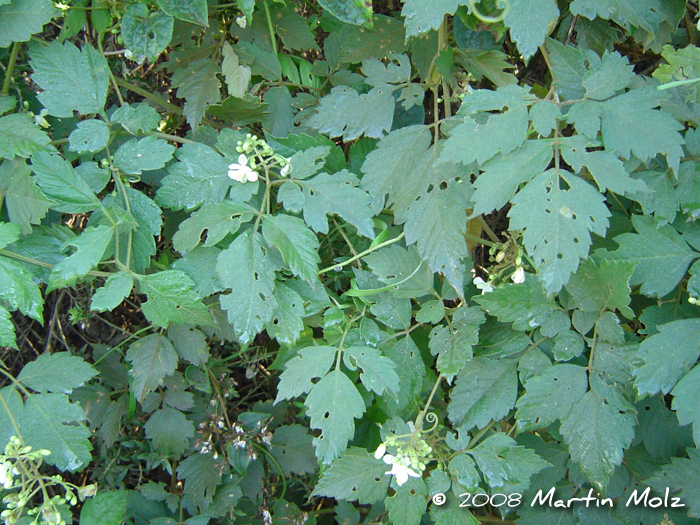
xmin=560 ymin=390 xmax=635 ymax=490
xmin=18 ymin=352 xmax=97 ymax=394
xmin=270 ymin=424 xmax=316 ymax=476
xmin=529 ymin=99 xmax=561 ymax=137
xmin=138 ymin=270 xmax=212 ymax=328
xmin=30 ymin=40 xmax=108 ymax=117
xmin=168 ymin=324 xmax=209 ymax=366
xmin=0 ymin=158 xmax=51 ymax=234
xmin=309 ymin=86 xmax=394 ymax=141
xmin=430 ymin=495 xmax=479 ymax=525
xmin=0 ymin=113 xmax=51 ymax=160
xmin=365 ymin=244 xmax=434 ymax=299
xmin=0 ymin=0 xmax=58 ymax=47
xmin=113 ymin=136 xmax=175 ymax=175
xmin=570 ymin=0 xmax=663 ymax=33
xmin=504 ymin=0 xmax=559 ymax=60
xmin=173 ymin=201 xmax=255 ymax=253
xmin=221 ymin=42 xmax=250 ymax=98
xmin=111 ymin=103 xmax=162 ymax=134
xmin=276 ymin=345 xmax=337 ymax=401
xmin=516 ymin=363 xmax=588 ymax=428
xmin=177 ymin=453 xmax=223 ymax=513
xmin=475 ymin=277 xmax=554 ymax=331
xmin=0 ymin=257 xmax=44 ymax=321
xmin=80 ymin=490 xmax=127 ymax=525
xmin=156 ymin=142 xmax=231 ymax=210
xmin=273 ymin=5 xmax=320 ymax=51
xmin=385 ymin=477 xmax=427 ymax=525
xmin=671 ymin=365 xmax=700 ymax=447
xmin=172 ymin=57 xmax=220 ymax=128
xmin=91 ymin=271 xmax=134 ymax=312
xmin=448 ymin=357 xmax=518 ymax=430
xmin=156 ymin=0 xmax=207 ymax=26
xmin=68 ymin=119 xmax=110 ymax=154
xmin=634 ymin=319 xmax=700 ymax=396
xmin=312 ymin=447 xmax=391 ymax=503
xmin=509 ymin=169 xmax=611 ymax=293
xmin=546 ymin=37 xmax=586 ymax=101
xmin=0 ymin=386 xmax=22 ymax=448
xmin=637 ymin=395 xmax=693 ymax=459
xmin=471 ymin=139 xmax=553 ymax=217
xmin=401 ymin=0 xmax=458 ymax=38
xmin=305 ymin=369 xmax=365 ymax=464
xmin=217 ymin=231 xmax=282 ymax=344
xmin=468 ymin=433 xmax=550 ymax=490
xmin=172 ymin=246 xmax=224 ymax=297
xmin=30 ymin=151 xmax=100 ymax=213
xmin=344 ymin=345 xmax=399 ymax=396
xmin=565 ymin=259 xmax=635 ymax=317
xmin=0 ymin=306 xmax=16 ymax=349
xmin=145 ymin=406 xmax=195 ymax=456
xmin=429 ymin=307 xmax=485 ymax=382
xmin=598 ymin=215 xmax=697 ymax=298
xmin=262 ymin=214 xmax=320 ymax=283
xmin=21 ymin=393 xmax=92 ymax=471
xmin=647 ymin=447 xmax=700 ymax=517
xmin=126 ymin=333 xmax=178 ymax=402
xmin=295 ymin=170 xmax=375 ymax=238
xmin=49 ymin=225 xmax=113 ymax=290
xmin=266 ymin=282 xmax=305 ymax=345
xmin=121 ymin=3 xmax=173 ymax=63
xmin=552 ymin=330 xmax=585 ymax=361
xmin=381 ymin=335 xmax=425 ymax=415
xmin=317 ymin=0 xmax=367 ymax=25
xmin=582 ymin=50 xmax=634 ymax=100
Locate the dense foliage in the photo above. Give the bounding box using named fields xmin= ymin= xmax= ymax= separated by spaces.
xmin=1 ymin=0 xmax=700 ymax=523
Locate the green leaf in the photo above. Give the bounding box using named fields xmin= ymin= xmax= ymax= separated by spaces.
xmin=171 ymin=246 xmax=224 ymax=297
xmin=0 ymin=113 xmax=51 ymax=159
xmin=428 ymin=307 xmax=486 ymax=382
xmin=91 ymin=271 xmax=134 ymax=312
xmin=126 ymin=333 xmax=179 ymax=402
xmin=80 ymin=490 xmax=127 ymax=525
xmin=171 ymin=58 xmax=221 ymax=128
xmin=309 ymin=86 xmax=394 ymax=141
xmin=145 ymin=406 xmax=195 ymax=456
xmin=0 ymin=158 xmax=51 ymax=233
xmin=0 ymin=306 xmax=16 ymax=349
xmin=156 ymin=0 xmax=207 ymax=26
xmin=582 ymin=50 xmax=634 ymax=100
xmin=48 ymin=225 xmax=113 ymax=290
xmin=385 ymin=477 xmax=427 ymax=525
xmin=599 ymin=89 xmax=684 ymax=174
xmin=29 ymin=40 xmax=109 ymax=117
xmin=156 ymin=142 xmax=231 ymax=210
xmin=381 ymin=336 xmax=425 ymax=415
xmin=217 ymin=231 xmax=282 ymax=344
xmin=508 ymin=169 xmax=611 ymax=293
xmin=113 ymin=136 xmax=175 ymax=175
xmin=138 ymin=270 xmax=212 ymax=328
xmin=337 ymin=15 xmax=405 ymax=64
xmin=516 ymin=364 xmax=589 ymax=428
xmin=21 ymin=393 xmax=93 ymax=471
xmin=344 ymin=345 xmax=399 ymax=396
xmin=0 ymin=386 xmax=23 ymax=450
xmin=121 ymin=3 xmax=173 ymax=63
xmin=317 ymin=0 xmax=367 ymax=25
xmin=306 ymin=369 xmax=365 ymax=464
xmin=31 ymin=151 xmax=101 ymax=213
xmin=634 ymin=319 xmax=700 ymax=396
xmin=221 ymin=42 xmax=250 ymax=98
xmin=504 ymin=0 xmax=559 ymax=60
xmin=474 ymin=277 xmax=554 ymax=332
xmin=173 ymin=201 xmax=255 ymax=253
xmin=570 ymin=0 xmax=663 ymax=33
xmin=262 ymin=214 xmax=320 ymax=284
xmin=0 ymin=0 xmax=58 ymax=48
xmin=430 ymin=495 xmax=479 ymax=525
xmin=68 ymin=119 xmax=110 ymax=154
xmin=468 ymin=433 xmax=550 ymax=491
xmin=0 ymin=96 xmax=15 ymax=115
xmin=598 ymin=215 xmax=697 ymax=298
xmin=448 ymin=357 xmax=518 ymax=430
xmin=168 ymin=324 xmax=210 ymax=366
xmin=176 ymin=453 xmax=223 ymax=513
xmin=401 ymin=0 xmax=458 ymax=38
xmin=671 ymin=365 xmax=700 ymax=447
xmin=552 ymin=330 xmax=585 ymax=361
xmin=637 ymin=395 xmax=693 ymax=459
xmin=647 ymin=448 xmax=700 ymax=517
xmin=295 ymin=170 xmax=375 ymax=238
xmin=111 ymin=102 xmax=162 ymax=134
xmin=18 ymin=352 xmax=97 ymax=394
xmin=270 ymin=424 xmax=317 ymax=476
xmin=276 ymin=345 xmax=337 ymax=401
xmin=272 ymin=6 xmax=320 ymax=51
xmin=470 ymin=140 xmax=553 ymax=217
xmin=0 ymin=257 xmax=44 ymax=321
xmin=365 ymin=244 xmax=434 ymax=299
xmin=546 ymin=37 xmax=586 ymax=101
xmin=565 ymin=259 xmax=635 ymax=317
xmin=312 ymin=447 xmax=391 ymax=503
xmin=237 ymin=41 xmax=282 ymax=81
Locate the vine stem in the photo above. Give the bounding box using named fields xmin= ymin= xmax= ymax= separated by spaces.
xmin=415 ymin=374 xmax=442 ymax=432
xmin=263 ymin=0 xmax=278 ymax=55
xmin=2 ymin=42 xmax=20 ymax=96
xmin=317 ymin=232 xmax=405 ymax=275
xmin=0 ymin=249 xmax=113 ymax=277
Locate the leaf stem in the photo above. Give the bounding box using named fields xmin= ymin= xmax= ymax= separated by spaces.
xmin=0 ymin=249 xmax=113 ymax=277
xmin=263 ymin=0 xmax=278 ymax=56
xmin=318 ymin=232 xmax=405 ymax=275
xmin=1 ymin=42 xmax=21 ymax=97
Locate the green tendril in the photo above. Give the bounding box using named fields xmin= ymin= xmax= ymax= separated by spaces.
xmin=468 ymin=0 xmax=510 ymax=23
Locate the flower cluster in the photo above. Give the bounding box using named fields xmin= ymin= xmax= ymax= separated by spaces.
xmin=373 ymin=423 xmax=433 ymax=486
xmin=227 ymin=133 xmax=291 ymax=183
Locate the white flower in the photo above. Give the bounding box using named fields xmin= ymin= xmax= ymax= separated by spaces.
xmin=384 ymin=455 xmax=420 ymax=486
xmin=374 ymin=444 xmax=386 ymax=460
xmin=473 ymin=276 xmax=494 ymax=294
xmin=0 ymin=460 xmax=12 ymax=489
xmin=33 ymin=109 xmax=50 ymax=129
xmin=228 ymin=154 xmax=258 ymax=183
xmin=511 ymin=267 xmax=525 ymax=284
xmin=280 ymin=159 xmax=292 ymax=177
xmin=236 ymin=15 xmax=247 ymax=28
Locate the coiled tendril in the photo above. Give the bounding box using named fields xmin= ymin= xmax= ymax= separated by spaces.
xmin=468 ymin=0 xmax=510 ymax=23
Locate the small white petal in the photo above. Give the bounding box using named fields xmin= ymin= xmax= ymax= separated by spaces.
xmin=238 ymin=154 xmax=248 ymax=165
xmin=512 ymin=267 xmax=526 ymax=284
xmin=374 ymin=444 xmax=386 ymax=460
